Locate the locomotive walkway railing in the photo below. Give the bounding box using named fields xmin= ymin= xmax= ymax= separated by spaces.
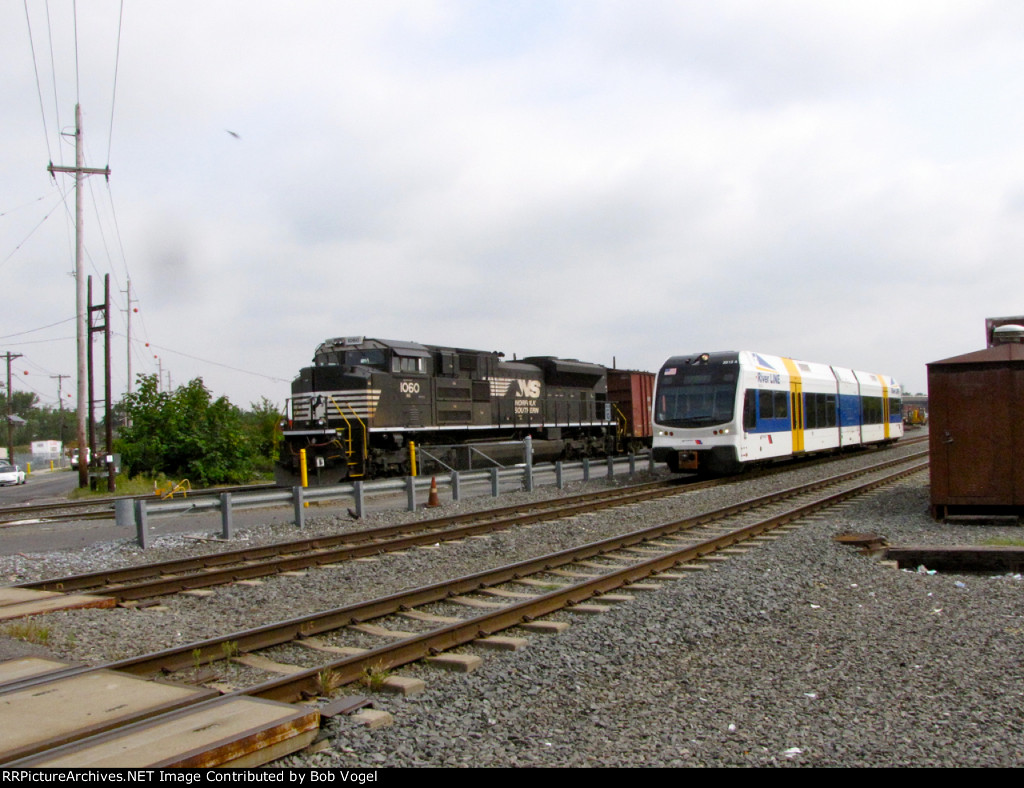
xmin=122 ymin=451 xmax=655 ymax=548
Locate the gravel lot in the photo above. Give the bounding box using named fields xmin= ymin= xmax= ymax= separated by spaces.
xmin=3 ymin=439 xmax=1023 ymax=767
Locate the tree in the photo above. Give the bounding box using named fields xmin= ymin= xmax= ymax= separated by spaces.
xmin=243 ymin=396 xmax=283 ymax=461
xmin=116 ymin=375 xmax=263 ymax=486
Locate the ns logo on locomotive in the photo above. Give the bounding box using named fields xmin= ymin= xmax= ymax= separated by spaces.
xmin=276 ymin=336 xmax=653 ymax=485
xmin=652 ymin=351 xmax=903 ymax=475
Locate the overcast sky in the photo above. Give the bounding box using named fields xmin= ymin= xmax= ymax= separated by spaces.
xmin=3 ymin=1 xmax=1023 ymax=415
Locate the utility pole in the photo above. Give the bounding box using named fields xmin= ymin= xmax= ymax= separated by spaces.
xmin=121 ymin=278 xmax=135 ymax=398
xmin=50 ymin=373 xmax=70 ymax=450
xmin=48 ymin=104 xmax=110 ymax=488
xmin=87 ymin=275 xmax=115 ymax=492
xmin=3 ymin=352 xmax=23 ymax=463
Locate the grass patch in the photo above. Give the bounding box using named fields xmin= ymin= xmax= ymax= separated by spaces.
xmin=2 ymin=619 xmax=52 ymax=646
xmin=67 ymin=470 xmax=273 ymax=499
xmin=360 ymin=661 xmax=392 ymax=692
xmin=980 ymin=536 xmax=1024 ymax=547
xmin=68 ymin=474 xmax=165 ymax=499
xmin=317 ymin=668 xmax=344 ymax=696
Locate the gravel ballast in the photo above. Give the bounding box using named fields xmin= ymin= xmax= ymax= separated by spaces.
xmin=2 ymin=439 xmax=1022 ymax=767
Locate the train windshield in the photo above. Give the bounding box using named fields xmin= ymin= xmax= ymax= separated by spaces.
xmin=314 ymin=349 xmax=388 ymax=369
xmin=655 ymin=367 xmax=738 ymax=428
xmin=345 ymin=349 xmax=387 ymax=369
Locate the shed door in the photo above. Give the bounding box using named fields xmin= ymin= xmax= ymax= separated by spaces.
xmin=934 ymin=369 xmax=1011 ymax=502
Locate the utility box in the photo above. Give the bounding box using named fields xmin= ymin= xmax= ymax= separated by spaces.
xmin=927 ymin=338 xmax=1024 ymax=520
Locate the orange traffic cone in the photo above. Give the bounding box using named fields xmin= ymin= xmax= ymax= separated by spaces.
xmin=426 ymin=476 xmax=441 ymax=508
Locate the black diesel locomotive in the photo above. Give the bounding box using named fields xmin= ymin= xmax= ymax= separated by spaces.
xmin=277 ymin=336 xmax=637 ymax=485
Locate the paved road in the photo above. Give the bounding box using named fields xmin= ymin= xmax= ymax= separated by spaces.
xmin=0 ymin=468 xmax=78 ymax=506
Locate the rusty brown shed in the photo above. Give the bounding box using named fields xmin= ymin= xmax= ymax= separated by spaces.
xmin=927 ymin=342 xmax=1024 ymax=520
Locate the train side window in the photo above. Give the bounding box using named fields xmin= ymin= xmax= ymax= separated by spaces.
xmin=804 ymin=393 xmax=816 ymax=429
xmin=392 ymin=356 xmax=426 ymax=374
xmin=774 ymin=391 xmax=788 ymax=419
xmin=802 ymin=393 xmax=836 ymax=429
xmin=743 ymin=390 xmax=757 ymax=429
xmin=861 ymin=396 xmax=883 ymax=424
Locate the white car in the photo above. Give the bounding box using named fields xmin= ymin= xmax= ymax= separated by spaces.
xmin=0 ymin=462 xmax=26 ymax=486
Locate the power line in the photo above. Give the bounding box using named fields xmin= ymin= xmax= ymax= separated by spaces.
xmin=0 ymin=195 xmax=47 ymax=218
xmin=0 ymin=192 xmax=67 ymax=270
xmin=22 ymin=0 xmax=54 ymax=164
xmin=72 ymin=0 xmax=80 ymax=104
xmin=44 ymin=0 xmax=64 ymax=166
xmin=106 ymin=0 xmax=125 ymax=166
xmin=0 ymin=316 xmax=76 ymax=340
xmin=125 ymin=337 xmax=291 ymax=384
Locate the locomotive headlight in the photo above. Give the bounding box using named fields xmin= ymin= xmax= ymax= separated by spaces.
xmin=317 ymin=418 xmax=326 ymax=427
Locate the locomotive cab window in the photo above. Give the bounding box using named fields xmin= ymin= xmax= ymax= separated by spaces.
xmin=392 ymin=356 xmax=427 ymax=374
xmin=346 ymin=349 xmax=387 ymax=369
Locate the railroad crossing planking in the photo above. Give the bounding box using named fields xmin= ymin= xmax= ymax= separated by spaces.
xmin=0 ymin=587 xmax=115 ymax=621
xmin=0 ymin=659 xmax=319 ymax=767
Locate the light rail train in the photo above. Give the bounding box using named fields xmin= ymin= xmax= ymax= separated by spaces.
xmin=651 ymin=351 xmax=903 ymax=474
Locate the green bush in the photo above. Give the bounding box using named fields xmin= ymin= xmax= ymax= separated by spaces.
xmin=116 ymin=375 xmax=277 ymax=486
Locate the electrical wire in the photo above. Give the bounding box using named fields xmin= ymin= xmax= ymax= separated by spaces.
xmin=120 ymin=336 xmax=291 ymax=384
xmin=106 ymin=0 xmax=125 ymax=166
xmin=0 ymin=192 xmax=68 ymax=270
xmin=0 ymin=195 xmax=47 ymax=218
xmin=0 ymin=317 xmax=76 ymax=340
xmin=22 ymin=0 xmax=54 ymax=164
xmin=72 ymin=0 xmax=80 ymax=104
xmin=44 ymin=0 xmax=63 ymax=167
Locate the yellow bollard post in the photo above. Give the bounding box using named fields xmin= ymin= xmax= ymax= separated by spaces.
xmin=409 ymin=441 xmax=418 ymax=477
xmin=26 ymin=463 xmax=31 ymax=475
xmin=299 ymin=449 xmax=309 ymax=507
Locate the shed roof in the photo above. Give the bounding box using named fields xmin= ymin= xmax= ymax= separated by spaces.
xmin=928 ymin=343 xmax=1024 ymax=369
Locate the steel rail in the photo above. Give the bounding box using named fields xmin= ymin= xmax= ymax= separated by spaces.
xmin=0 ymin=437 xmax=928 ymax=527
xmin=0 ymin=455 xmax=928 ymax=768
xmin=242 ymin=457 xmax=931 ymax=703
xmin=18 ymin=448 xmax=926 ymax=601
xmin=89 ymin=453 xmax=928 ymax=683
xmin=16 ymin=477 xmax=684 ymax=597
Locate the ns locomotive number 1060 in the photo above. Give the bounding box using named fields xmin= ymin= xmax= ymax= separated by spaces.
xmin=277 ymin=336 xmax=653 ymax=485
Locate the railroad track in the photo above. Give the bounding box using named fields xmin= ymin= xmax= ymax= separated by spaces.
xmin=114 ymin=450 xmax=930 ymax=700
xmin=0 ymin=437 xmax=928 ymax=529
xmin=0 ymin=450 xmax=927 ymax=765
xmin=14 ymin=443 xmax=928 ymax=602
xmin=8 ymin=450 xmax=925 ymax=695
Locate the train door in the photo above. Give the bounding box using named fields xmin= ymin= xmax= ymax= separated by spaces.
xmin=782 ymin=358 xmax=805 ymax=453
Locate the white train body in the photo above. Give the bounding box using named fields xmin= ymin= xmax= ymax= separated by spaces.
xmin=651 ymin=351 xmax=903 ymax=474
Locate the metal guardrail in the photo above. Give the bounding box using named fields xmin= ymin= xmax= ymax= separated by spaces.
xmin=124 ymin=452 xmax=656 ymax=548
